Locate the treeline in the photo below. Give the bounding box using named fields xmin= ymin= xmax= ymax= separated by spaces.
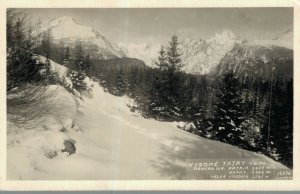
xmin=87 ymin=35 xmax=293 ymax=168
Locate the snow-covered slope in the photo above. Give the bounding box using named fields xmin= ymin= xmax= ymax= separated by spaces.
xmin=35 ymin=16 xmax=126 ymax=59
xmin=7 ymin=59 xmax=287 ymax=180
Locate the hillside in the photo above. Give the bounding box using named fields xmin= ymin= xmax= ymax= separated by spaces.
xmin=215 ymin=42 xmax=293 ymax=79
xmin=7 ymin=58 xmax=288 ymax=180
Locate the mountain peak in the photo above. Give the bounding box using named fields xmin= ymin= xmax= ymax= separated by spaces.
xmin=35 ymin=16 xmax=126 ymax=59
xmin=40 ymin=16 xmax=77 ymax=29
xmin=38 ymin=16 xmax=96 ymax=40
xmin=53 ymin=16 xmax=77 ymax=25
xmin=208 ymin=30 xmax=239 ymax=43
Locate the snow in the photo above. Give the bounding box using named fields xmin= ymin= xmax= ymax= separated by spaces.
xmin=120 ymin=42 xmax=161 ymax=68
xmin=123 ymin=30 xmax=242 ymax=74
xmin=38 ymin=16 xmax=96 ymax=40
xmin=7 ymin=61 xmax=288 ymax=180
xmin=180 ymin=30 xmax=242 ymax=74
xmin=36 ymin=56 xmax=68 ymax=79
xmin=35 ymin=16 xmax=126 ymax=59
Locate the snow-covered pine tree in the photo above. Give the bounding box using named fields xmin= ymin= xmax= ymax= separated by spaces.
xmin=84 ymin=52 xmax=91 ymax=72
xmin=67 ymin=70 xmax=87 ymax=92
xmin=7 ymin=12 xmax=41 ymax=89
xmin=189 ymin=76 xmax=212 ymax=137
xmin=58 ymin=39 xmax=65 ymax=63
xmin=63 ymin=46 xmax=70 ymax=66
xmin=114 ymin=68 xmax=128 ymax=96
xmin=148 ymin=46 xmax=169 ymax=119
xmin=213 ymin=71 xmax=245 ymax=147
xmin=74 ymin=40 xmax=84 ymax=70
xmin=128 ymin=67 xmax=139 ymax=99
xmin=68 ymin=40 xmax=87 ymax=93
xmin=98 ymin=72 xmax=108 ymax=91
xmin=36 ymin=28 xmax=56 ymax=83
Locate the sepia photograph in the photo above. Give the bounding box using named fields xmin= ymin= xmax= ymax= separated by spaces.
xmin=5 ymin=6 xmax=294 ymax=182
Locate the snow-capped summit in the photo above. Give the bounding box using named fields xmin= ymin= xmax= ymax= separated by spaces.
xmin=124 ymin=29 xmax=293 ymax=75
xmin=121 ymin=43 xmax=161 ymax=67
xmin=180 ymin=30 xmax=242 ymax=74
xmin=207 ymin=30 xmax=239 ymax=45
xmin=38 ymin=16 xmax=95 ymax=40
xmin=35 ymin=16 xmax=126 ymax=59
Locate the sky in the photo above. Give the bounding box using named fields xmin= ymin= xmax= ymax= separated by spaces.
xmin=25 ymin=8 xmax=293 ymax=45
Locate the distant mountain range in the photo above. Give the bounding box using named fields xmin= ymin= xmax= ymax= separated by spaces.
xmin=122 ymin=29 xmax=293 ymax=77
xmin=35 ymin=16 xmax=293 ymax=78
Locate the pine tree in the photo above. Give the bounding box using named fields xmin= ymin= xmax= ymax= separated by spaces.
xmin=39 ymin=29 xmax=56 ymax=83
xmin=40 ymin=29 xmax=52 ymax=58
xmin=14 ymin=18 xmax=25 ymax=49
xmin=148 ymin=46 xmax=169 ymax=119
xmin=128 ymin=67 xmax=139 ymax=99
xmin=165 ymin=35 xmax=184 ymax=120
xmin=155 ymin=46 xmax=168 ymax=70
xmin=63 ymin=46 xmax=70 ymax=66
xmin=84 ymin=52 xmax=91 ymax=72
xmin=68 ymin=40 xmax=87 ymax=93
xmin=7 ymin=12 xmax=41 ymax=89
xmin=74 ymin=40 xmax=84 ymax=70
xmin=190 ymin=76 xmax=211 ymax=137
xmin=7 ymin=10 xmax=14 ymax=49
xmin=148 ymin=70 xmax=169 ymax=119
xmin=115 ymin=68 xmax=127 ymax=96
xmin=58 ymin=39 xmax=65 ymax=62
xmin=25 ymin=26 xmax=33 ymax=51
xmin=148 ymin=35 xmax=184 ymax=121
xmin=213 ymin=71 xmax=245 ymax=146
xmin=167 ymin=35 xmax=183 ymax=72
